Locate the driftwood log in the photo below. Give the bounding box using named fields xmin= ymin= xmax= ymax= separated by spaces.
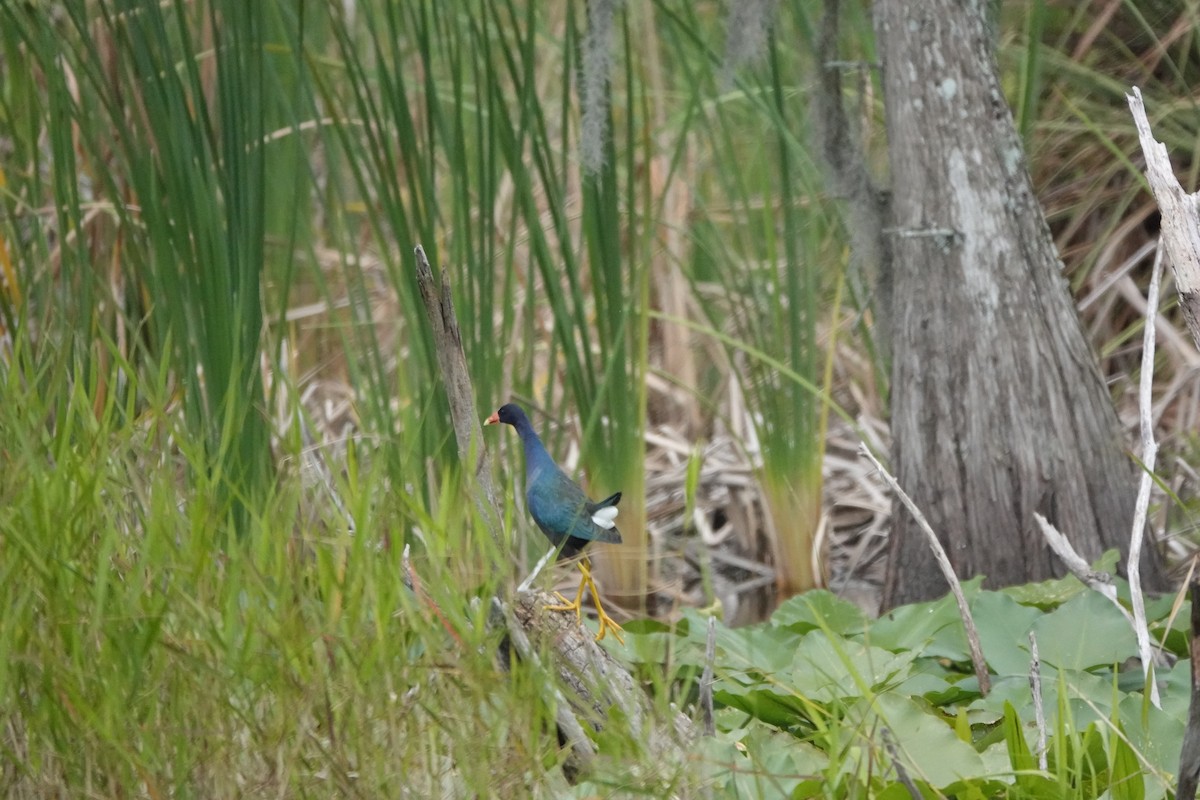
xmin=413 ymin=245 xmax=696 ymax=779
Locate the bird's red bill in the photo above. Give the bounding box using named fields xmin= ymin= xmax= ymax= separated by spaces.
xmin=484 ymin=411 xmax=500 ymax=425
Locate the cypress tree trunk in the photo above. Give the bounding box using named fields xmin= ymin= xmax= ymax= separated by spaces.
xmin=874 ymin=0 xmax=1165 ymax=607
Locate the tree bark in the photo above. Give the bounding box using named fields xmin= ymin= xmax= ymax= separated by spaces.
xmin=875 ymin=0 xmax=1165 ymax=607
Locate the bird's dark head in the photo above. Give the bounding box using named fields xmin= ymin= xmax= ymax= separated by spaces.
xmin=484 ymin=403 xmax=527 ymax=427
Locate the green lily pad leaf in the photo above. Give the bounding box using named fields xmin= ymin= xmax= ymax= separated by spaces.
xmin=733 ymin=724 xmax=827 ymax=796
xmin=868 ymin=578 xmax=983 ymax=660
xmin=1118 ymin=686 xmax=1186 ymax=785
xmin=618 ymin=617 xmax=675 ymax=635
xmin=893 ymin=670 xmax=957 ymax=702
xmin=713 ymin=680 xmax=810 ymax=730
xmin=971 ymin=669 xmax=1114 ymax=730
xmin=846 ymin=693 xmax=990 ymax=787
xmin=967 ymin=674 xmax=1036 ymax=720
xmin=711 ymin=624 xmax=801 ymax=675
xmin=971 ymin=590 xmax=1043 ymax=677
xmin=772 ymin=590 xmax=868 ymax=636
xmin=1159 ymin=658 xmax=1192 ymax=723
xmin=1001 ymin=550 xmax=1119 ymax=608
xmin=790 ymin=630 xmax=916 ymax=703
xmin=1032 ymin=591 xmax=1137 ymax=671
xmin=689 ymin=724 xmax=827 ymax=794
xmin=670 ymin=608 xmax=801 ymax=673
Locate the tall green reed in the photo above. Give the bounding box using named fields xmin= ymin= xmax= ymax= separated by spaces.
xmin=314 ymin=0 xmax=653 ymax=607
xmin=657 ymin=2 xmax=843 ymax=600
xmin=2 ymin=0 xmax=309 ymax=528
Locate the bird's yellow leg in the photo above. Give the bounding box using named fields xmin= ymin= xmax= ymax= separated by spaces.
xmin=578 ymin=560 xmax=624 ymax=644
xmin=544 ymin=571 xmax=586 ymax=621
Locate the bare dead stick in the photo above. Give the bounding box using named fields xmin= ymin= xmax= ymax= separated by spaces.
xmin=1127 ymin=87 xmax=1200 ymax=352
xmin=489 ymin=596 xmax=598 ymax=777
xmin=1129 ymin=239 xmax=1165 ymax=709
xmin=1033 ymin=513 xmax=1133 ymax=622
xmin=700 ymin=615 xmax=716 ymax=736
xmin=859 ymin=445 xmax=990 ymax=695
xmin=1029 ymin=632 xmax=1047 ymax=771
xmin=881 ymin=728 xmax=923 ymax=800
xmin=859 ymin=443 xmax=988 ymax=695
xmin=413 ymin=244 xmax=504 ymax=548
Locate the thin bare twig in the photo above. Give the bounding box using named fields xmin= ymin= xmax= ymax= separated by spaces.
xmin=859 ymin=445 xmax=990 ymax=695
xmin=700 ymin=615 xmax=717 ymax=736
xmin=1034 ymin=511 xmax=1175 ymax=695
xmin=1034 ymin=514 xmax=1133 ymax=625
xmin=881 ymin=728 xmax=922 ymax=800
xmin=1129 ymin=239 xmax=1164 ymax=709
xmin=1029 ymin=632 xmax=1047 ymax=771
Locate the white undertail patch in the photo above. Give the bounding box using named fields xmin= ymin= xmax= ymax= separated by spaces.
xmin=591 ymin=506 xmax=618 ymax=529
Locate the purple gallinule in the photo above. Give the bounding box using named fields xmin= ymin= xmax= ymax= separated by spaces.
xmin=485 ymin=403 xmax=624 ymax=643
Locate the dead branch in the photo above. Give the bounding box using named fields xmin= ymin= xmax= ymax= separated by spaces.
xmin=1129 ymin=239 xmax=1165 ymax=709
xmin=413 ymin=244 xmax=504 ymax=547
xmin=1034 ymin=513 xmax=1132 ymax=624
xmin=859 ymin=445 xmax=990 ymax=695
xmin=1127 ymin=88 xmax=1200 ymax=352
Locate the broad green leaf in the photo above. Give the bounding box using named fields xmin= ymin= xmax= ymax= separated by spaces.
xmin=874 ymin=782 xmax=930 ymax=799
xmin=971 ymin=590 xmax=1044 ymax=677
xmin=710 ymin=623 xmax=803 ymax=675
xmin=1117 ymin=689 xmax=1185 ymax=789
xmin=1032 ymin=591 xmax=1138 ymax=671
xmin=712 ymin=681 xmax=810 ymax=731
xmin=893 ymin=669 xmax=962 ymax=704
xmin=973 ymin=670 xmax=1115 ymax=730
xmin=942 ymin=777 xmax=1023 ymax=799
xmin=1157 ymin=658 xmax=1192 ymax=723
xmin=847 ymin=693 xmax=990 ymax=788
xmin=790 ymin=630 xmax=917 ymax=703
xmin=867 ymin=578 xmax=984 ymax=660
xmin=772 ymin=590 xmax=868 ymax=636
xmin=1001 ymin=550 xmax=1118 ymax=608
xmin=689 ymin=727 xmax=826 ymax=795
xmin=731 ymin=725 xmax=827 ymax=797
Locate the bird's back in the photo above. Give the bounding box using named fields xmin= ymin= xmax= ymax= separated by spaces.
xmin=527 ymin=467 xmax=621 ymax=553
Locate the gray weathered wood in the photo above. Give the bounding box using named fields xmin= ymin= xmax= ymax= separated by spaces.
xmin=413 ymin=245 xmax=504 ymax=548
xmin=1127 ymin=87 xmax=1200 ymax=352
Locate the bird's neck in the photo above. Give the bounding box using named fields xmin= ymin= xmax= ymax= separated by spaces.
xmin=514 ymin=421 xmax=554 ymax=480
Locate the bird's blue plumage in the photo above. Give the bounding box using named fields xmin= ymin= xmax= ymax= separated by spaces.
xmin=490 ymin=403 xmax=622 ymax=558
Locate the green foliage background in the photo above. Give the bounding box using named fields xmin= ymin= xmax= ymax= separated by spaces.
xmin=0 ymin=0 xmax=1196 ymax=796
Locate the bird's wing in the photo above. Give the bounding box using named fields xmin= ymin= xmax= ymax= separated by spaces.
xmin=528 ymin=470 xmax=621 ymax=544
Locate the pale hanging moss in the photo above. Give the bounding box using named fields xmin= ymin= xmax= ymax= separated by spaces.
xmin=579 ymin=0 xmax=621 ymax=175
xmin=721 ymin=0 xmax=778 ymax=89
